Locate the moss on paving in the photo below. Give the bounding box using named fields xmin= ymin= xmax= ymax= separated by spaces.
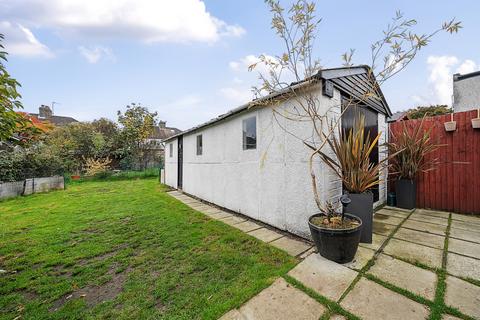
xmin=0 ymin=179 xmax=297 ymax=320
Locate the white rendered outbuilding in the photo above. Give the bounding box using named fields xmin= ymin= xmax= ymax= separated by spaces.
xmin=164 ymin=66 xmax=391 ymax=239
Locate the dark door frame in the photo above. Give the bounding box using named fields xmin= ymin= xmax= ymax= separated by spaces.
xmin=177 ymin=136 xmax=183 ymax=189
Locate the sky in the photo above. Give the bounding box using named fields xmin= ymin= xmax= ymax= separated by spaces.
xmin=1 ymin=0 xmax=479 ymax=130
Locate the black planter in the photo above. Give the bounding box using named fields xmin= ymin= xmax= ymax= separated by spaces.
xmin=308 ymin=213 xmax=363 ymax=263
xmin=396 ymin=179 xmax=416 ymax=210
xmin=344 ymin=192 xmax=373 ymax=243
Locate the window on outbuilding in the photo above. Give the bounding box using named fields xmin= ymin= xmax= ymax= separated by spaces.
xmin=169 ymin=143 xmax=173 ymax=157
xmin=242 ymin=116 xmax=256 ymax=150
xmin=196 ymin=134 xmax=203 ymax=155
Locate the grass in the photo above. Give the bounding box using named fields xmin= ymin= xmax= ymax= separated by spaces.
xmin=65 ymin=168 xmax=160 ymax=184
xmin=0 ymin=178 xmax=297 ymax=320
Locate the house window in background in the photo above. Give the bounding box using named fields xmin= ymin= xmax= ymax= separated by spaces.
xmin=242 ymin=117 xmax=256 ymax=150
xmin=196 ymin=135 xmax=203 ymax=155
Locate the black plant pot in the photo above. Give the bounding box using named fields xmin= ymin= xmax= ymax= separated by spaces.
xmin=344 ymin=192 xmax=373 ymax=243
xmin=396 ymin=179 xmax=416 ymax=210
xmin=308 ymin=213 xmax=363 ymax=263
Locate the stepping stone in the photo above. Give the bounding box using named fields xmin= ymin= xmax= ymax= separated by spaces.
xmin=451 ymin=213 xmax=480 ymax=224
xmin=270 ymin=237 xmax=312 ymax=257
xmin=415 ymin=209 xmax=450 ymax=219
xmin=445 ymin=276 xmax=480 ymax=318
xmin=359 ymin=233 xmax=388 ymax=251
xmin=451 ymin=220 xmax=480 ymax=233
xmin=376 ymin=208 xmax=409 ymax=218
xmin=373 ymin=221 xmax=396 ymax=236
xmin=342 ymin=246 xmax=375 ymax=271
xmin=373 ymin=214 xmax=404 ymax=226
xmin=402 ymin=219 xmax=447 ymax=236
xmin=288 ymin=254 xmax=358 ymax=301
xmin=448 ymin=238 xmax=480 ymax=259
xmin=368 ymin=254 xmax=437 ymax=300
xmin=210 ymin=211 xmax=233 ymax=220
xmin=449 ymin=228 xmax=480 ymax=244
xmin=219 ymin=216 xmax=246 ymax=226
xmin=410 ymin=214 xmax=449 ymax=226
xmin=190 ymin=204 xmax=212 ymax=211
xmin=447 ymin=252 xmax=480 ymax=281
xmin=394 ymin=227 xmax=445 ymax=250
xmin=219 ymin=278 xmax=326 ymax=320
xmin=247 ymin=228 xmax=283 ymax=243
xmin=340 ymin=278 xmax=430 ymax=320
xmin=233 ymin=221 xmax=262 ymax=233
xmin=383 ymin=238 xmax=443 ymax=268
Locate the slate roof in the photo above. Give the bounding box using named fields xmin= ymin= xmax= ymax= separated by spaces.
xmin=148 ymin=125 xmax=182 ymax=140
xmin=29 ymin=113 xmax=78 ymax=126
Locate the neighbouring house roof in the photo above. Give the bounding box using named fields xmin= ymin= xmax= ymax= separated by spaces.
xmin=387 ymin=111 xmax=409 ymax=123
xmin=148 ymin=125 xmax=182 ymax=140
xmin=453 ymin=70 xmax=480 ymax=82
xmin=164 ymin=65 xmax=392 ymax=142
xmin=29 ymin=113 xmax=78 ymax=126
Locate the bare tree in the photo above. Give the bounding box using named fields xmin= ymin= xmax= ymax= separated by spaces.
xmin=249 ymin=0 xmax=461 ymax=211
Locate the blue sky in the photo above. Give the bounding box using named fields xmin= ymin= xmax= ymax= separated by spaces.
xmin=1 ymin=0 xmax=479 ymax=130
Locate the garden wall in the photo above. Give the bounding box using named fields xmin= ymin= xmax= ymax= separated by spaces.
xmin=0 ymin=176 xmax=64 ymax=200
xmin=389 ymin=110 xmax=480 ymax=214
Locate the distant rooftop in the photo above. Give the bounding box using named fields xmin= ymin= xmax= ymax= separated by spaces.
xmin=29 ymin=105 xmax=78 ymax=126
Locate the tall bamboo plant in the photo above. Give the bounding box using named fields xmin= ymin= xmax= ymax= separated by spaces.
xmin=387 ymin=117 xmax=439 ymax=180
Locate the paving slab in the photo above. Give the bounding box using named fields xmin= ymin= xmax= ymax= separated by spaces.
xmin=409 ymin=214 xmax=449 ymax=226
xmin=190 ymin=204 xmax=213 ymax=211
xmin=376 ymin=208 xmax=409 ymax=218
xmin=299 ymin=247 xmax=316 ymax=259
xmin=384 ymin=206 xmax=414 ymax=214
xmin=359 ymin=233 xmax=388 ymax=251
xmin=451 ymin=213 xmax=480 ymax=224
xmin=394 ymin=227 xmax=445 ymax=249
xmin=247 ymin=228 xmax=283 ymax=243
xmin=270 ymin=237 xmax=312 ymax=257
xmin=450 ymin=220 xmax=480 ymax=233
xmin=368 ymin=254 xmax=437 ymax=300
xmin=402 ymin=219 xmax=447 ymax=236
xmin=448 ymin=237 xmax=480 ymax=259
xmin=330 ymin=315 xmax=347 ymax=320
xmin=383 ymin=238 xmax=443 ymax=268
xmin=415 ymin=209 xmax=450 ymax=219
xmin=373 ymin=213 xmax=404 ymax=226
xmin=441 ymin=315 xmax=462 ymax=320
xmin=447 ymin=252 xmax=480 ymax=281
xmin=340 ymin=278 xmax=430 ymax=320
xmin=342 ymin=246 xmax=375 ymax=271
xmin=449 ymin=227 xmax=480 ymax=243
xmin=445 ymin=276 xmax=480 ymax=318
xmin=232 ymin=220 xmax=262 ymax=233
xmin=219 ymin=216 xmax=246 ymax=226
xmin=288 ymin=253 xmax=358 ymax=301
xmin=219 ymin=278 xmax=326 ymax=320
xmin=209 ymin=211 xmax=233 ymax=220
xmin=372 ymin=221 xmax=397 ymax=236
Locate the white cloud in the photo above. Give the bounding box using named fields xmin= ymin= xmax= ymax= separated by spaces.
xmin=219 ymin=87 xmax=252 ymax=105
xmin=0 ymin=21 xmax=53 ymax=58
xmin=1 ymin=0 xmax=245 ymax=44
xmin=456 ymin=59 xmax=477 ymax=75
xmin=78 ymin=45 xmax=115 ymax=63
xmin=426 ymin=55 xmax=479 ymax=105
xmin=229 ymin=54 xmax=278 ymax=74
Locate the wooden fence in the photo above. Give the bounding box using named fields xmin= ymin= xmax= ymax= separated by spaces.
xmin=389 ymin=110 xmax=480 ymax=214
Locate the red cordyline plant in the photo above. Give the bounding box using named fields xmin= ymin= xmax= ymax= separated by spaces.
xmin=387 ymin=117 xmax=440 ymax=180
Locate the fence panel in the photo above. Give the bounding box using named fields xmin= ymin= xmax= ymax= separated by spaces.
xmin=389 ymin=110 xmax=480 ymax=214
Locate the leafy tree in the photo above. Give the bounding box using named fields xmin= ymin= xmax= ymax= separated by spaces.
xmin=0 ymin=34 xmax=27 ymax=142
xmin=407 ymin=105 xmax=452 ymax=119
xmin=117 ymin=103 xmax=158 ymax=170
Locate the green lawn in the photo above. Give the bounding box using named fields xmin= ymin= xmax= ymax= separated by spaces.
xmin=0 ymin=178 xmax=297 ymax=319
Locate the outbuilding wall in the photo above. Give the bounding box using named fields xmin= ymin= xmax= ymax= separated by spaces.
xmin=165 ymin=86 xmax=388 ymax=238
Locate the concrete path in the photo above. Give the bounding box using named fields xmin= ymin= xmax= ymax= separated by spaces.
xmin=167 ymin=191 xmax=480 ymax=320
xmin=167 ymin=190 xmax=313 ymax=257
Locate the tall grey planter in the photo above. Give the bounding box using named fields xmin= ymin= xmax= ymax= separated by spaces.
xmin=344 ymin=192 xmax=373 ymax=243
xmin=396 ymin=179 xmax=416 ymax=210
